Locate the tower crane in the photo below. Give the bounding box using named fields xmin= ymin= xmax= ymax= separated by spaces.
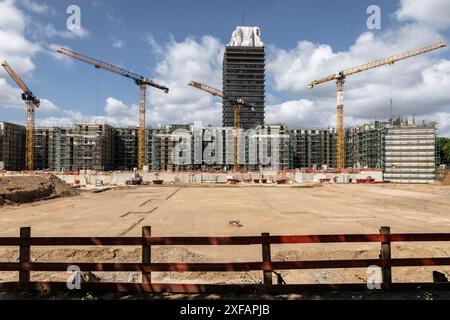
xmin=309 ymin=41 xmax=447 ymax=170
xmin=2 ymin=61 xmax=40 ymax=171
xmin=188 ymin=80 xmax=254 ymax=171
xmin=57 ymin=48 xmax=169 ymax=170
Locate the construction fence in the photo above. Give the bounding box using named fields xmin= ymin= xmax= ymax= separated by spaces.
xmin=0 ymin=226 xmax=450 ymax=294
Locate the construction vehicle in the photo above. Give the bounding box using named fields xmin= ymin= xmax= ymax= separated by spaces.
xmin=2 ymin=61 xmax=40 ymax=171
xmin=309 ymin=41 xmax=447 ymax=170
xmin=188 ymin=81 xmax=255 ymax=171
xmin=56 ymin=48 xmax=169 ymax=170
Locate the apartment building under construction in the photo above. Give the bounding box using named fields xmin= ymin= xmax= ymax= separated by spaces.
xmin=149 ymin=124 xmax=291 ymax=171
xmin=288 ymin=128 xmax=336 ymax=169
xmin=33 ymin=124 xmax=115 ymax=171
xmin=346 ymin=122 xmax=386 ymax=169
xmin=1 ymin=120 xmax=440 ymax=183
xmin=223 ymin=27 xmax=265 ymax=129
xmin=0 ymin=122 xmax=25 ymax=171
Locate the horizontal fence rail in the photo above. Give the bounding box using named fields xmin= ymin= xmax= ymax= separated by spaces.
xmin=0 ymin=226 xmax=449 ymax=294
xmin=2 ymin=234 xmax=450 ymax=246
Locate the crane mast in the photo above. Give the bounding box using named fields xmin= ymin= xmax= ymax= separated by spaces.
xmin=2 ymin=61 xmax=40 ymax=171
xmin=309 ymin=41 xmax=447 ymax=170
xmin=57 ymin=48 xmax=169 ymax=170
xmin=188 ymin=81 xmax=253 ymax=171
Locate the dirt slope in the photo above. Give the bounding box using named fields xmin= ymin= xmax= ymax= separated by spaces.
xmin=442 ymin=172 xmax=450 ymax=186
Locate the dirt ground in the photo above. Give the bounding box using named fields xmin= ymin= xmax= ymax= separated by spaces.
xmin=0 ymin=183 xmax=449 ymax=287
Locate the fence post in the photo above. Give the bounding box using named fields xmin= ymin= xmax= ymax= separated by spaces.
xmin=142 ymin=226 xmax=152 ymax=286
xmin=380 ymin=226 xmax=392 ymax=290
xmin=261 ymin=233 xmax=272 ymax=290
xmin=19 ymin=227 xmax=31 ymax=290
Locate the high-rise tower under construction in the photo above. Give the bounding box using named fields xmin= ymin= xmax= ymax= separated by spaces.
xmin=222 ymin=26 xmax=265 ymax=129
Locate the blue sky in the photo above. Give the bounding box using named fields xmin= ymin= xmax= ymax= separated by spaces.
xmin=1 ymin=0 xmax=450 ymax=136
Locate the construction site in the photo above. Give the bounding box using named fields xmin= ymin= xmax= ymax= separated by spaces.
xmin=0 ymin=25 xmax=450 ymax=299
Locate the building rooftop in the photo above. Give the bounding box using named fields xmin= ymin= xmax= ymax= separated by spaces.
xmin=228 ymin=26 xmax=264 ymax=47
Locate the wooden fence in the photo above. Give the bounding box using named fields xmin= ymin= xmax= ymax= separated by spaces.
xmin=0 ymin=226 xmax=450 ymax=294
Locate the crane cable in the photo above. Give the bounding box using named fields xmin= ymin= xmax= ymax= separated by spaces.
xmin=95 ymin=68 xmax=99 ymax=117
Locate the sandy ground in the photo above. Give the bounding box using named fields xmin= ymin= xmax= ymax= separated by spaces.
xmin=0 ymin=183 xmax=449 ymax=286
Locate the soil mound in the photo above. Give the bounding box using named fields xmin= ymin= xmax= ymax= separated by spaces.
xmin=0 ymin=175 xmax=78 ymax=205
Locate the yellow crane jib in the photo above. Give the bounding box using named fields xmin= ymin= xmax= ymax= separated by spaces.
xmin=308 ymin=41 xmax=447 ymax=170
xmin=57 ymin=48 xmax=169 ymax=170
xmin=2 ymin=61 xmax=40 ymax=171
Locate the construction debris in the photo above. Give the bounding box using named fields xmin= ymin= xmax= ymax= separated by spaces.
xmin=228 ymin=220 xmax=243 ymax=228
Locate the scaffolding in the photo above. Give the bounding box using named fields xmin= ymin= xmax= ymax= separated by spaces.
xmin=346 ymin=122 xmax=386 ymax=169
xmin=384 ymin=120 xmax=436 ymax=184
xmin=33 ymin=124 xmax=115 ymax=172
xmin=289 ymin=128 xmax=336 ymax=169
xmin=3 ymin=121 xmax=439 ymax=179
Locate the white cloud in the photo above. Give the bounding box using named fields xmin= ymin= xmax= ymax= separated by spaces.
xmin=396 ymin=0 xmax=450 ymax=30
xmin=29 ymin=21 xmax=90 ymax=39
xmin=0 ymin=0 xmax=41 ymax=74
xmin=144 ymin=33 xmax=163 ymax=55
xmin=38 ymin=98 xmax=139 ymax=128
xmin=43 ymin=43 xmax=73 ymax=65
xmin=435 ymin=113 xmax=450 ymax=137
xmin=43 ymin=32 xmax=228 ymax=128
xmin=112 ymin=40 xmax=125 ymax=49
xmin=0 ymin=77 xmax=59 ymax=114
xmin=0 ymin=77 xmax=24 ymax=109
xmin=37 ymin=34 xmax=226 ymax=128
xmin=0 ymin=0 xmax=26 ymax=32
xmin=105 ymin=97 xmax=136 ymax=118
xmin=38 ymin=98 xmax=59 ymax=112
xmin=266 ymin=99 xmax=333 ymax=128
xmin=0 ymin=0 xmax=59 ymax=115
xmin=7 ymin=0 xmax=448 ymax=139
xmin=266 ymin=5 xmax=450 ymax=136
xmin=18 ymin=0 xmax=52 ymax=14
xmin=146 ymin=35 xmax=225 ymax=127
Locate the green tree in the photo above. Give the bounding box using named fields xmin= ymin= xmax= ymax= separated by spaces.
xmin=438 ymin=137 xmax=450 ymax=165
